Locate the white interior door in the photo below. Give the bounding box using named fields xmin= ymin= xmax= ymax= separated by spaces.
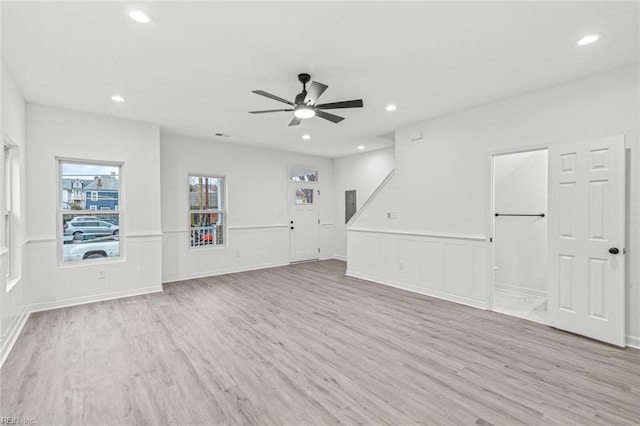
xmin=548 ymin=135 xmax=625 ymax=346
xmin=289 ymin=182 xmax=319 ymax=263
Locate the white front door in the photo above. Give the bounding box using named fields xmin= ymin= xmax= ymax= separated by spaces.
xmin=289 ymin=182 xmax=319 ymax=263
xmin=548 ymin=135 xmax=626 ymax=346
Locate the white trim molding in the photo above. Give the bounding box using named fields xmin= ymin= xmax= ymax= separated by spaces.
xmin=0 ymin=306 xmax=30 ymax=369
xmin=626 ymin=335 xmax=640 ymax=350
xmin=347 ymin=169 xmax=395 ymax=227
xmin=28 ymin=285 xmax=163 ymax=314
xmin=228 ymin=224 xmax=289 ymax=230
xmin=348 ymin=227 xmax=486 ymax=241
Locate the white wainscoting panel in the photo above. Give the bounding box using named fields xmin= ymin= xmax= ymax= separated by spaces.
xmin=162 ymin=225 xmax=291 ymax=283
xmin=25 ymin=235 xmax=163 ymax=312
xmin=347 ymin=229 xmax=487 ymax=309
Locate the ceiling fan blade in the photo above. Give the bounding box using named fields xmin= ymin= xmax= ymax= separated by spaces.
xmin=316 ymin=99 xmax=363 ymax=110
xmin=316 ymin=110 xmax=345 ymax=123
xmin=288 ymin=116 xmax=302 ymax=126
xmin=304 ymin=81 xmax=328 ymax=105
xmin=252 ymin=90 xmax=295 ymax=106
xmin=249 ymin=109 xmax=294 ymax=114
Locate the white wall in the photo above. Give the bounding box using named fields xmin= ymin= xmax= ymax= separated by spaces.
xmin=25 ymin=105 xmax=163 ymax=311
xmin=348 ymin=65 xmax=640 ymax=345
xmin=161 ymin=134 xmax=334 ymax=282
xmin=0 ymin=63 xmax=29 ymax=366
xmin=332 ymin=147 xmax=395 ymax=260
xmin=494 ymin=150 xmax=548 ymax=295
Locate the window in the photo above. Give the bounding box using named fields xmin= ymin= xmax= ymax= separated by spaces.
xmin=59 ymin=160 xmax=121 ymax=263
xmin=295 ymin=188 xmax=314 ymax=204
xmin=289 ymin=167 xmax=318 ymax=182
xmin=3 ymin=146 xmax=11 ymax=278
xmin=189 ymin=175 xmax=224 ymax=247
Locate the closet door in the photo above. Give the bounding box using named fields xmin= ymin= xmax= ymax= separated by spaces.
xmin=548 ymin=135 xmax=625 ymax=346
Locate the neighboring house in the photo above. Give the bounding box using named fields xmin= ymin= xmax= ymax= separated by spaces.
xmin=61 ymin=178 xmax=91 ymax=210
xmin=84 ymin=175 xmax=119 ymax=211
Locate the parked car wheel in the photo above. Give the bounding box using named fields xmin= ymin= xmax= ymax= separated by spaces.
xmin=73 ymin=231 xmax=83 ymax=238
xmin=113 ymin=229 xmax=119 ymax=236
xmin=84 ymin=252 xmax=107 ymax=259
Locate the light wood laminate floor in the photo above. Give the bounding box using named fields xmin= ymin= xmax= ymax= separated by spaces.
xmin=2 ymin=260 xmax=639 ymax=425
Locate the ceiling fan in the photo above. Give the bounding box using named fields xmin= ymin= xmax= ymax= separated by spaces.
xmin=249 ymin=73 xmax=363 ymax=126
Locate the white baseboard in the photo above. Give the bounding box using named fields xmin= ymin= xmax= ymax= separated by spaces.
xmin=494 ymin=282 xmax=546 ymax=298
xmin=333 ymin=254 xmax=347 ymax=261
xmin=28 ymin=285 xmax=163 ymax=313
xmin=162 ymin=261 xmax=288 ymax=284
xmin=346 ymin=270 xmax=486 ymax=310
xmin=626 ymin=335 xmax=640 ymax=350
xmin=0 ymin=306 xmax=30 ymax=369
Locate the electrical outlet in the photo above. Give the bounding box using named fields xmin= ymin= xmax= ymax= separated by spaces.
xmin=493 ymin=266 xmax=499 ymax=274
xmin=398 ymin=262 xmax=404 ymax=270
xmin=98 ymin=270 xmax=107 ymax=280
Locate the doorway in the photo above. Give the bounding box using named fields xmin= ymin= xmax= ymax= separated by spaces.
xmin=288 ymin=167 xmax=319 ymax=263
xmin=491 ymin=149 xmax=548 ymax=323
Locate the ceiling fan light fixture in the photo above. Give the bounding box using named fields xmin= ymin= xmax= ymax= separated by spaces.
xmin=294 ymin=106 xmax=316 ymax=119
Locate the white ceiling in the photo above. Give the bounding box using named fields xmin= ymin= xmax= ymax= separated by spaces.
xmin=3 ymin=1 xmax=638 ymax=158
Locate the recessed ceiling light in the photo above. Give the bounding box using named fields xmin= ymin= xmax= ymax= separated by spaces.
xmin=302 ymin=134 xmax=311 ymax=140
xmin=577 ymin=34 xmax=600 ymax=46
xmin=357 ymin=145 xmax=365 ymax=150
xmin=128 ymin=10 xmax=151 ymax=24
xmin=385 ymin=104 xmax=397 ymax=112
xmin=110 ymin=95 xmax=125 ymax=103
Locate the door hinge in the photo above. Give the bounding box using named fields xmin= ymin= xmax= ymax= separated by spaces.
xmin=318 ymin=190 xmax=320 ymax=195
xmin=318 ymin=248 xmax=320 ymax=253
xmin=490 ymin=237 xmax=493 ymax=243
xmin=318 ymin=219 xmax=320 ymax=224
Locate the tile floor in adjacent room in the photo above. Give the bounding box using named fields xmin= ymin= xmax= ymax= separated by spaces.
xmin=493 ymin=287 xmax=547 ymax=324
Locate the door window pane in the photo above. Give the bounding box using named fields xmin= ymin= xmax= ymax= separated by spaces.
xmin=295 ymin=188 xmax=314 ymax=204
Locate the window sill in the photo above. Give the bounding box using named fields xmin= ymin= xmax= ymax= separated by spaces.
xmin=189 ymin=244 xmax=227 ymax=251
xmin=57 ymin=256 xmax=126 ymax=269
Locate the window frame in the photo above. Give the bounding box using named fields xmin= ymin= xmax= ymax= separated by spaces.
xmin=3 ymin=145 xmax=12 ymax=282
xmin=188 ymin=173 xmax=226 ymax=249
xmin=57 ymin=158 xmax=124 ymax=266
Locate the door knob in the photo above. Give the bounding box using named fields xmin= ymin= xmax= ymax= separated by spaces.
xmin=609 ymin=247 xmax=619 ymax=255
xmin=290 ymin=220 xmax=294 ymax=224
xmin=290 ymin=226 xmax=294 ymax=230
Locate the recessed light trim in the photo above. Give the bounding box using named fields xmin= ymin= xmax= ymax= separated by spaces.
xmin=385 ymin=104 xmax=397 ymax=112
xmin=302 ymin=134 xmax=311 ymax=140
xmin=577 ymin=34 xmax=600 ymax=46
xmin=110 ymin=95 xmax=125 ymax=103
xmin=357 ymin=145 xmax=365 ymax=150
xmin=128 ymin=10 xmax=151 ymax=24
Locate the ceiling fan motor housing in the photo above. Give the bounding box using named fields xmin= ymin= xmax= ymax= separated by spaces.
xmin=297 ymin=73 xmax=311 ymax=84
